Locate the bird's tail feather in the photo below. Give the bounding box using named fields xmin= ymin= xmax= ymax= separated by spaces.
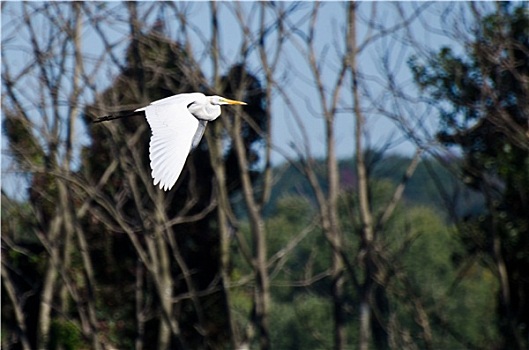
xmin=93 ymin=110 xmax=144 ymax=123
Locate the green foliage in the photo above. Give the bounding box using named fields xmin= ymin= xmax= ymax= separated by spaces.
xmin=262 ymin=179 xmax=498 ymax=349
xmin=398 ymin=207 xmax=497 ymax=347
xmin=3 ymin=150 xmax=503 ymax=349
xmin=2 ymin=111 xmax=45 ymax=169
xmin=48 ymin=319 xmax=85 ymax=350
xmin=270 ymin=295 xmax=333 ymax=350
xmin=269 ymin=197 xmax=331 ymax=286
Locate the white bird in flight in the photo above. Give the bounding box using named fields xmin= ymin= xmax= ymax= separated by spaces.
xmin=95 ymin=92 xmax=247 ymax=191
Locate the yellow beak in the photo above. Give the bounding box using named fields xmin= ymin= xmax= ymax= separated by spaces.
xmin=221 ymin=97 xmax=247 ymax=105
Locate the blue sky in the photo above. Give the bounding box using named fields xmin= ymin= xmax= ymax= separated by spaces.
xmin=2 ymin=2 xmax=482 ymax=200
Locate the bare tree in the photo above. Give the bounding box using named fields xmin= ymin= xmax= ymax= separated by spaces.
xmin=273 ymin=3 xmax=429 ymax=349
xmin=4 ymin=2 xmax=501 ymax=350
xmin=2 ymin=3 xmax=102 ymax=348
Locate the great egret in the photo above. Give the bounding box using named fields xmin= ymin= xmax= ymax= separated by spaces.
xmin=94 ymin=92 xmax=246 ymax=191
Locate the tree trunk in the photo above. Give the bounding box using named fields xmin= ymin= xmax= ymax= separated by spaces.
xmin=347 ymin=3 xmax=375 ymax=350
xmin=36 ymin=216 xmax=62 ymax=349
xmin=2 ymin=264 xmax=32 ymax=350
xmin=326 ymin=83 xmax=346 ymax=350
xmin=304 ymin=3 xmax=348 ymax=347
xmin=207 ymin=121 xmax=239 ymax=348
xmin=209 ymin=4 xmax=239 ymax=346
xmin=231 ymin=107 xmax=270 ymax=350
xmin=153 ymin=208 xmax=173 ymax=349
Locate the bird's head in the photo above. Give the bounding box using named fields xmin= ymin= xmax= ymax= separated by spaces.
xmin=209 ymin=95 xmax=247 ymax=106
xmin=189 ymin=94 xmax=247 ymax=121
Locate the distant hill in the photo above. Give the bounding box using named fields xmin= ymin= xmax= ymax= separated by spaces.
xmin=263 ymin=153 xmax=484 ymax=220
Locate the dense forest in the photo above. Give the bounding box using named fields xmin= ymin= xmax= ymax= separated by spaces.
xmin=2 ymin=2 xmax=528 ymax=350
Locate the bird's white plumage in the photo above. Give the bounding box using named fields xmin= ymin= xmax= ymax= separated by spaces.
xmin=139 ymin=93 xmax=202 ymax=191
xmin=98 ymin=92 xmax=249 ymax=191
xmin=141 ymin=92 xmax=203 ymax=109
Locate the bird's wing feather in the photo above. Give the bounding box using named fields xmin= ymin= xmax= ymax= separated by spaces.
xmin=191 ymin=120 xmax=208 ymax=149
xmin=144 ymin=92 xmax=205 ymax=108
xmin=144 ymin=97 xmax=200 ymax=191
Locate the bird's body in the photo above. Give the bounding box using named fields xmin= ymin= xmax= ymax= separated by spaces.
xmin=94 ymin=92 xmax=246 ymax=191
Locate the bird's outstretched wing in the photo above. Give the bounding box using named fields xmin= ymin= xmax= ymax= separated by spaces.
xmin=141 ymin=96 xmax=200 ymax=191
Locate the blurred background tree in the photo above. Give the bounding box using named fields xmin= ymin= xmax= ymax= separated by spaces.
xmin=411 ymin=3 xmax=529 ymax=348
